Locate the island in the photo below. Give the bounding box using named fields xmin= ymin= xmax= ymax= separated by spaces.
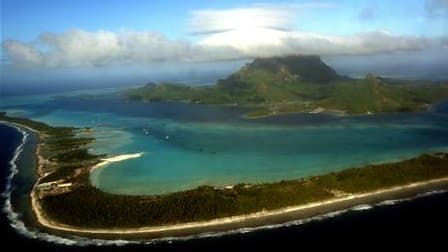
xmin=1 ymin=110 xmax=448 ymax=239
xmin=126 ymin=55 xmax=448 ymax=118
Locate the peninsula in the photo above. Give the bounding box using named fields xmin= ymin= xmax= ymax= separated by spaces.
xmin=1 ymin=112 xmax=448 ymax=239
xmin=126 ymin=55 xmax=448 ymax=118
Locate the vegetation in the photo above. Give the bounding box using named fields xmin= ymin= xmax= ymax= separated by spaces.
xmin=0 ymin=112 xmax=74 ymax=136
xmin=40 ymin=153 xmax=448 ymax=228
xmin=125 ymin=56 xmax=448 ymax=117
xmin=0 ymin=112 xmax=101 ymax=179
xmin=2 ymin=113 xmax=448 ymax=229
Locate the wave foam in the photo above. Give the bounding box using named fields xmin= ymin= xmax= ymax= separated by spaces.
xmin=350 ymin=204 xmax=373 ymax=211
xmin=1 ymin=125 xmax=138 ymax=246
xmin=375 ymin=189 xmax=447 ymax=207
xmin=1 ymin=124 xmax=447 ymax=246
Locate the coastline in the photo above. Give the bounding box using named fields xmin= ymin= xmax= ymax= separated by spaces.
xmin=32 ymin=176 xmax=448 ymax=238
xmin=244 ymin=107 xmax=348 ymax=119
xmin=2 ymin=120 xmax=448 ymax=240
xmin=0 ymin=121 xmax=43 ymax=173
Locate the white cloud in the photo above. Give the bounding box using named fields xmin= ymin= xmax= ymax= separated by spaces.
xmin=38 ymin=30 xmax=122 ymax=66
xmin=2 ymin=30 xmax=244 ymax=67
xmin=27 ymin=30 xmax=201 ymax=66
xmin=199 ymin=29 xmax=435 ymax=57
xmin=189 ymin=3 xmax=337 ymax=35
xmin=2 ymin=6 xmax=446 ymax=68
xmin=3 ymin=40 xmax=43 ymax=65
xmin=189 ymin=7 xmax=297 ymax=34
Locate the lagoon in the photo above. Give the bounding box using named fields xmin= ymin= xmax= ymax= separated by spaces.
xmin=2 ymin=89 xmax=448 ymax=195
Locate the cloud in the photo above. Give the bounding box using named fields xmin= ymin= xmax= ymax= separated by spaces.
xmin=20 ymin=30 xmax=202 ymax=66
xmin=189 ymin=7 xmax=296 ymax=35
xmin=199 ymin=29 xmax=438 ymax=57
xmin=2 ymin=29 xmax=248 ymax=67
xmin=2 ymin=40 xmax=43 ymax=66
xmin=3 ymin=29 xmax=442 ymax=68
xmin=425 ymin=0 xmax=448 ymax=16
xmin=7 ymin=30 xmax=236 ymax=67
xmin=358 ymin=6 xmax=377 ymax=20
xmin=2 ymin=6 xmax=446 ymax=68
xmin=189 ymin=3 xmax=337 ymax=35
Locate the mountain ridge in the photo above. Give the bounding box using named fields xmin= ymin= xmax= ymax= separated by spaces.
xmin=246 ymin=55 xmax=342 ymax=82
xmin=125 ymin=55 xmax=448 ymax=118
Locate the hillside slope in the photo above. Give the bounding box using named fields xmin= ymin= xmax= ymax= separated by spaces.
xmin=125 ymin=55 xmax=448 ymax=118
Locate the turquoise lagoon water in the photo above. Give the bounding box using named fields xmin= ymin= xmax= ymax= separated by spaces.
xmin=2 ymin=88 xmax=448 ymax=195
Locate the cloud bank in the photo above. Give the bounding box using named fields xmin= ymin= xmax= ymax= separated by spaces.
xmin=3 ymin=30 xmax=201 ymax=67
xmin=2 ymin=6 xmax=446 ymax=68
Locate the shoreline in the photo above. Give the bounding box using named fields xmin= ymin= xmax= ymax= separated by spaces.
xmin=32 ymin=176 xmax=448 ymax=238
xmin=90 ymin=152 xmax=144 ymax=173
xmin=32 ymin=177 xmax=448 ymax=238
xmin=2 ymin=120 xmax=448 ymax=240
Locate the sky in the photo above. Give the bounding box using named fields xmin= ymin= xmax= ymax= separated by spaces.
xmin=1 ymin=0 xmax=448 ymax=91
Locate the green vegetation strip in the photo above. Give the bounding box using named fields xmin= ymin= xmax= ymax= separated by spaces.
xmin=40 ymin=153 xmax=448 ymax=228
xmin=0 ymin=112 xmax=102 ymax=183
xmin=2 ymin=113 xmax=448 ymax=229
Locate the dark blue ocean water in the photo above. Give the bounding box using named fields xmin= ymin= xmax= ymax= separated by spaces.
xmin=1 ymin=124 xmax=448 ymax=250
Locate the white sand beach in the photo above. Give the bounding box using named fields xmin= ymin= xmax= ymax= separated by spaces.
xmin=30 ymin=177 xmax=448 ymax=236
xmin=91 ymin=153 xmax=144 ymax=172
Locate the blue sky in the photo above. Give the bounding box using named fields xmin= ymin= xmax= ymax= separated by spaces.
xmin=2 ymin=0 xmax=447 ymax=40
xmin=1 ymin=0 xmax=448 ymax=88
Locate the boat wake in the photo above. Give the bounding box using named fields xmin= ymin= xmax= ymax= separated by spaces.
xmin=1 ymin=124 xmax=447 ymax=246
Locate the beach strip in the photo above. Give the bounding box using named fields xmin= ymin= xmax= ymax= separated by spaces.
xmin=91 ymin=153 xmax=144 ymax=172
xmin=31 ymin=176 xmax=448 ymax=238
xmin=5 ymin=120 xmax=448 ymax=240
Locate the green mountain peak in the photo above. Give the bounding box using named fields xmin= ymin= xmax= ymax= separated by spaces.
xmin=126 ymin=55 xmax=448 ymax=118
xmin=249 ymin=55 xmax=341 ymax=82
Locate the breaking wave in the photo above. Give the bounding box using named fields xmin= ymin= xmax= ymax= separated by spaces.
xmin=0 ymin=125 xmax=134 ymax=246
xmin=375 ymin=189 xmax=447 ymax=207
xmin=351 ymin=204 xmax=373 ymax=211
xmin=1 ymin=124 xmax=447 ymax=246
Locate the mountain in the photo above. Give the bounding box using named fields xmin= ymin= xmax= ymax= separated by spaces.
xmin=217 ymin=55 xmax=342 ymax=90
xmin=125 ymin=55 xmax=448 ymax=118
xmin=238 ymin=55 xmax=342 ymax=82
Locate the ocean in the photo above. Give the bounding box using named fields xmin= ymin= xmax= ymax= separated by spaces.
xmin=1 ymin=88 xmax=448 ymax=249
xmin=1 ymin=125 xmax=448 ymax=250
